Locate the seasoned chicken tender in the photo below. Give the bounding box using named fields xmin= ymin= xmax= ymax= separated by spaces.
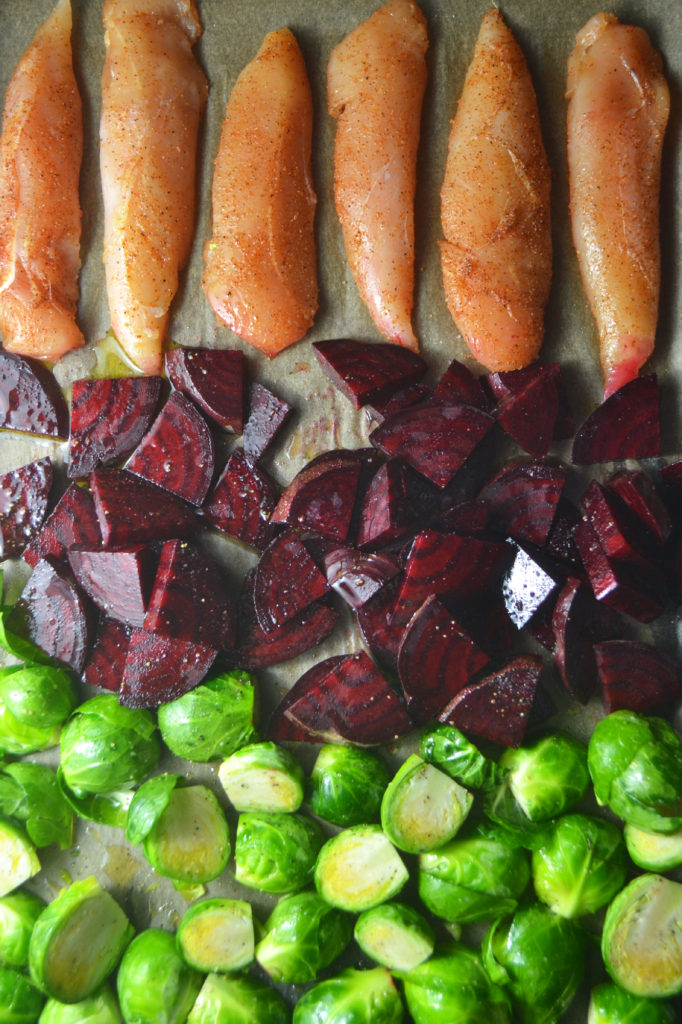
xmin=440 ymin=8 xmax=551 ymax=372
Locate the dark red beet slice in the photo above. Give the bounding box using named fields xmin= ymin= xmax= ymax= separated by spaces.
xmin=357 ymin=459 xmax=439 ymax=550
xmin=0 ymin=458 xmax=53 ymax=561
xmin=430 ymin=498 xmax=490 ymax=536
xmin=202 ymin=448 xmax=278 ymax=551
xmin=572 ymin=373 xmax=660 ymax=464
xmin=238 ymin=577 xmax=339 ymax=669
xmin=397 ymin=596 xmax=490 ymax=724
xmin=478 ymin=461 xmax=567 ymax=547
xmin=432 ymin=359 xmax=489 ymax=410
xmin=9 ymin=557 xmax=95 ymax=673
xmin=574 ymin=519 xmax=666 ymax=623
xmin=581 ymin=479 xmax=655 ymax=564
xmin=494 ymin=368 xmax=559 ymax=457
xmin=544 ymin=497 xmax=583 ymax=571
xmin=370 ymin=401 xmax=495 ymax=489
xmin=243 ymin=382 xmax=293 ymax=465
xmin=144 ymin=539 xmax=236 ymax=650
xmin=68 ymin=545 xmax=156 ymax=628
xmin=313 ymin=338 xmax=427 ymax=408
xmin=126 ymin=391 xmax=215 ymax=505
xmin=81 ymin=617 xmax=132 ymax=691
xmin=119 ymin=628 xmax=217 ymax=708
xmin=364 ymin=383 xmax=431 ymax=424
xmin=551 ymin=577 xmax=625 ymax=703
xmin=165 ymin=347 xmax=244 ymax=433
xmin=438 ymin=655 xmax=543 ymax=748
xmin=324 ymin=546 xmax=400 ymax=608
xmin=91 ymin=469 xmax=198 ymax=547
xmin=270 ymin=450 xmax=369 ymax=543
xmin=68 ymin=376 xmax=162 ymax=479
xmin=503 ymin=544 xmax=559 ymax=629
xmin=487 ymin=362 xmax=574 ymax=441
xmin=355 ymin=576 xmax=407 ymax=675
xmin=607 ymin=469 xmax=671 ymax=548
xmin=253 ymin=529 xmax=328 ymax=633
xmin=0 ymin=350 xmax=68 ymax=438
xmin=274 ymin=650 xmax=413 ymax=746
xmin=24 ymin=482 xmax=101 ymax=568
xmin=594 ymin=640 xmax=681 ymax=713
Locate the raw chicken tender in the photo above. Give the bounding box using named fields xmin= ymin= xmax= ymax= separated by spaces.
xmin=440 ymin=8 xmax=551 ymax=372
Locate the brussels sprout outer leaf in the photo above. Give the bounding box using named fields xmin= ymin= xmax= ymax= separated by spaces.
xmin=588 ymin=980 xmax=676 ymax=1024
xmin=0 ymin=819 xmax=40 ymax=897
xmin=401 ymin=943 xmax=512 ymax=1024
xmin=292 ymin=966 xmax=403 ymax=1024
xmin=420 ymin=724 xmax=500 ymax=790
xmin=116 ymin=930 xmax=202 ymax=1024
xmin=0 ymin=665 xmax=75 ymax=729
xmin=380 ymin=755 xmax=472 ymax=854
xmin=142 ymin=786 xmax=230 ymax=885
xmin=186 ymin=973 xmax=289 ymax=1024
xmin=29 ymin=877 xmax=134 ymax=1004
xmin=255 ymin=891 xmax=353 ymax=985
xmin=177 ymin=898 xmax=255 ymax=973
xmin=0 ymin=701 xmax=61 ymax=757
xmin=314 ymin=825 xmax=408 ymax=912
xmin=354 ymin=902 xmax=434 ymax=972
xmin=0 ymin=890 xmax=45 ymax=968
xmin=502 ymin=734 xmax=590 ymax=822
xmin=218 ymin=742 xmax=304 ymax=813
xmin=0 ymin=964 xmax=44 ymax=1024
xmin=0 ymin=763 xmax=73 ymax=850
xmin=157 ymin=671 xmax=257 ymax=762
xmin=126 ymin=773 xmax=181 ymax=845
xmin=38 ymin=982 xmax=123 ymax=1023
xmin=307 ymin=745 xmax=390 ymax=827
xmin=234 ymin=811 xmax=323 ymax=894
xmin=56 ymin=769 xmax=133 ymax=829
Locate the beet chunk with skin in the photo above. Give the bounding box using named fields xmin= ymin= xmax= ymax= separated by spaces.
xmin=572 ymin=373 xmax=660 ymax=463
xmin=0 ymin=458 xmax=53 ymax=561
xmin=165 ymin=347 xmax=245 ymax=433
xmin=90 ymin=469 xmax=198 ymax=547
xmin=24 ymin=482 xmax=101 ymax=568
xmin=68 ymin=545 xmax=156 ymax=628
xmin=0 ymin=350 xmax=68 ymax=437
xmin=203 ymin=447 xmax=278 ymax=550
xmin=253 ymin=529 xmax=328 ymax=633
xmin=68 ymin=376 xmax=162 ymax=478
xmin=313 ymin=337 xmax=427 ymax=408
xmin=81 ymin=617 xmax=132 ymax=692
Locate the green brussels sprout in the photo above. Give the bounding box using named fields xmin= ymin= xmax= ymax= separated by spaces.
xmin=601 ymin=873 xmax=682 ymax=998
xmin=0 ymin=818 xmax=40 ymax=897
xmin=532 ymin=813 xmax=627 ymax=918
xmin=218 ymin=742 xmax=304 ymax=813
xmin=354 ymin=902 xmax=434 ymax=972
xmin=56 ymin=775 xmax=133 ymax=830
xmin=401 ymin=942 xmax=511 ymax=1024
xmin=186 ymin=973 xmax=289 ymax=1024
xmin=38 ymin=983 xmax=122 ymax=1023
xmin=588 ymin=980 xmax=676 ymax=1023
xmin=482 ymin=903 xmax=586 ymax=1024
xmin=624 ymin=822 xmax=682 ymax=871
xmin=307 ymin=744 xmax=390 ymax=827
xmin=420 ymin=723 xmax=501 ymax=790
xmin=177 ymin=898 xmax=255 ymax=973
xmin=0 ymin=889 xmax=45 ymax=968
xmin=234 ymin=811 xmax=322 ymax=894
xmin=142 ymin=785 xmax=230 ymax=885
xmin=314 ymin=825 xmax=408 ymax=912
xmin=380 ymin=754 xmax=472 ymax=854
xmin=0 ymin=762 xmax=73 ymax=849
xmin=0 ymin=701 xmax=61 ymax=756
xmin=418 ymin=824 xmax=530 ymax=924
xmin=126 ymin=773 xmax=182 ymax=845
xmin=29 ymin=877 xmax=134 ymax=1004
xmin=0 ymin=964 xmax=44 ymax=1024
xmin=157 ymin=671 xmax=257 ymax=762
xmin=588 ymin=711 xmax=682 ymax=833
xmin=0 ymin=663 xmax=76 ymax=730
xmin=293 ymin=966 xmax=403 ymax=1024
xmin=59 ymin=696 xmax=160 ymax=795
xmin=116 ymin=930 xmax=202 ymax=1024
xmin=255 ymin=890 xmax=353 ymax=985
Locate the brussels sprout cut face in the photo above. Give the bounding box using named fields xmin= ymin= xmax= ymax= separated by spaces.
xmin=401 ymin=943 xmax=512 ymax=1024
xmin=314 ymin=825 xmax=409 ymax=912
xmin=354 ymin=902 xmax=434 ymax=972
xmin=292 ymin=966 xmax=404 ymax=1024
xmin=0 ymin=819 xmax=40 ymax=898
xmin=308 ymin=744 xmax=390 ymax=827
xmin=116 ymin=929 xmax=202 ymax=1024
xmin=588 ymin=980 xmax=676 ymax=1024
xmin=380 ymin=754 xmax=472 ymax=854
xmin=218 ymin=741 xmax=304 ymax=813
xmin=624 ymin=822 xmax=682 ymax=872
xmin=187 ymin=973 xmax=290 ymax=1024
xmin=177 ymin=898 xmax=255 ymax=973
xmin=142 ymin=785 xmax=230 ymax=885
xmin=255 ymin=891 xmax=353 ymax=985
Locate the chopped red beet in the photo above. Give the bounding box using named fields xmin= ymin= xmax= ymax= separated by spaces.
xmin=594 ymin=640 xmax=681 ymax=713
xmin=0 ymin=458 xmax=53 ymax=561
xmin=165 ymin=347 xmax=245 ymax=433
xmin=432 ymin=359 xmax=489 ymax=409
xmin=355 ymin=576 xmax=407 ymax=675
xmin=551 ymin=577 xmax=625 ymax=703
xmin=119 ymin=628 xmax=217 ymax=708
xmin=494 ymin=368 xmax=559 ymax=457
xmin=253 ymin=528 xmax=328 ymax=633
xmin=486 ymin=362 xmax=574 ymax=440
xmin=357 ymin=459 xmax=439 ymax=549
xmin=203 ymin=448 xmax=278 ymax=550
xmin=430 ymin=497 xmax=490 ymax=536
xmin=126 ymin=391 xmax=215 ymax=505
xmin=478 ymin=461 xmax=567 ymax=547
xmin=24 ymin=482 xmax=101 ymax=568
xmin=242 ymin=382 xmax=293 ymax=464
xmin=607 ymin=469 xmax=671 ymax=548
xmin=324 ymin=546 xmax=400 ymax=608
xmin=572 ymin=374 xmax=660 ymax=464
xmin=364 ymin=383 xmax=431 ymax=424
xmin=0 ymin=350 xmax=68 ymax=438
xmin=81 ymin=617 xmax=132 ymax=691
xmin=68 ymin=545 xmax=156 ymax=628
xmin=91 ymin=468 xmax=198 ymax=547
xmin=313 ymin=338 xmax=427 ymax=408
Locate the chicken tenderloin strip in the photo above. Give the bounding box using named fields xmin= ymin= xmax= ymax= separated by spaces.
xmin=0 ymin=0 xmax=84 ymax=361
xmin=101 ymin=0 xmax=207 ymax=374
xmin=440 ymin=8 xmax=551 ymax=372
xmin=328 ymin=0 xmax=428 ymax=352
xmin=567 ymin=13 xmax=670 ymax=399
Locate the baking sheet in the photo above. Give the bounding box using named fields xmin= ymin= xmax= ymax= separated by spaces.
xmin=0 ymin=0 xmax=681 ymax=1018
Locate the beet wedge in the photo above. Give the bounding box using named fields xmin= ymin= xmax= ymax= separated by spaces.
xmin=313 ymin=337 xmax=427 ymax=408
xmin=355 ymin=576 xmax=406 ymax=675
xmin=0 ymin=458 xmax=53 ymax=561
xmin=242 ymin=382 xmax=293 ymax=465
xmin=144 ymin=539 xmax=236 ymax=651
xmin=357 ymin=459 xmax=439 ymax=549
xmin=324 ymin=546 xmax=400 ymax=608
xmin=119 ymin=628 xmax=217 ymax=708
xmin=551 ymin=577 xmax=625 ymax=704
xmin=68 ymin=545 xmax=156 ymax=628
xmin=438 ymin=655 xmax=543 ymax=748
xmin=364 ymin=383 xmax=431 ymax=425
xmin=494 ymin=366 xmax=560 ymax=457
xmin=572 ymin=373 xmax=660 ymax=464
xmin=253 ymin=528 xmax=328 ymax=633
xmin=24 ymin=482 xmax=101 ymax=568
xmin=0 ymin=350 xmax=68 ymax=438
xmin=486 ymin=362 xmax=574 ymax=445
xmin=370 ymin=400 xmax=495 ymax=490
xmin=594 ymin=640 xmax=681 ymax=714
xmin=126 ymin=391 xmax=215 ymax=505
xmin=82 ymin=616 xmax=132 ymax=692
xmin=203 ymin=448 xmax=278 ymax=551
xmin=581 ymin=479 xmax=655 ymax=565
xmin=165 ymin=347 xmax=245 ymax=433
xmin=607 ymin=469 xmax=671 ymax=548
xmin=90 ymin=469 xmax=198 ymax=547
xmin=397 ymin=596 xmax=490 ymax=724
xmin=478 ymin=461 xmax=567 ymax=547
xmin=432 ymin=358 xmax=489 ymax=410
xmin=271 ymin=650 xmax=413 ymax=746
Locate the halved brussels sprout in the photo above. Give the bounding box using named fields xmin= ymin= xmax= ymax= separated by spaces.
xmin=418 ymin=824 xmax=530 ymax=924
xmin=292 ymin=966 xmax=403 ymax=1024
xmin=531 ymin=813 xmax=627 ymax=918
xmin=59 ymin=696 xmax=160 ymax=795
xmin=307 ymin=744 xmax=390 ymax=827
xmin=624 ymin=822 xmax=682 ymax=872
xmin=255 ymin=890 xmax=353 ymax=985
xmin=186 ymin=973 xmax=289 ymax=1024
xmin=588 ymin=980 xmax=676 ymax=1023
xmin=314 ymin=824 xmax=408 ymax=912
xmin=380 ymin=754 xmax=472 ymax=854
xmin=0 ymin=664 xmax=76 ymax=730
xmin=142 ymin=785 xmax=230 ymax=885
xmin=588 ymin=711 xmax=682 ymax=834
xmin=0 ymin=762 xmax=73 ymax=850
xmin=218 ymin=742 xmax=304 ymax=813
xmin=0 ymin=964 xmax=44 ymax=1024
xmin=401 ymin=942 xmax=511 ymax=1024
xmin=38 ymin=983 xmax=123 ymax=1023
xmin=177 ymin=898 xmax=255 ymax=973
xmin=0 ymin=819 xmax=40 ymax=897
xmin=354 ymin=902 xmax=434 ymax=973
xmin=420 ymin=723 xmax=500 ymax=790
xmin=234 ymin=811 xmax=322 ymax=894
xmin=116 ymin=930 xmax=202 ymax=1024
xmin=0 ymin=889 xmax=45 ymax=968
xmin=157 ymin=670 xmax=257 ymax=762
xmin=29 ymin=877 xmax=134 ymax=1004
xmin=601 ymin=873 xmax=682 ymax=998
